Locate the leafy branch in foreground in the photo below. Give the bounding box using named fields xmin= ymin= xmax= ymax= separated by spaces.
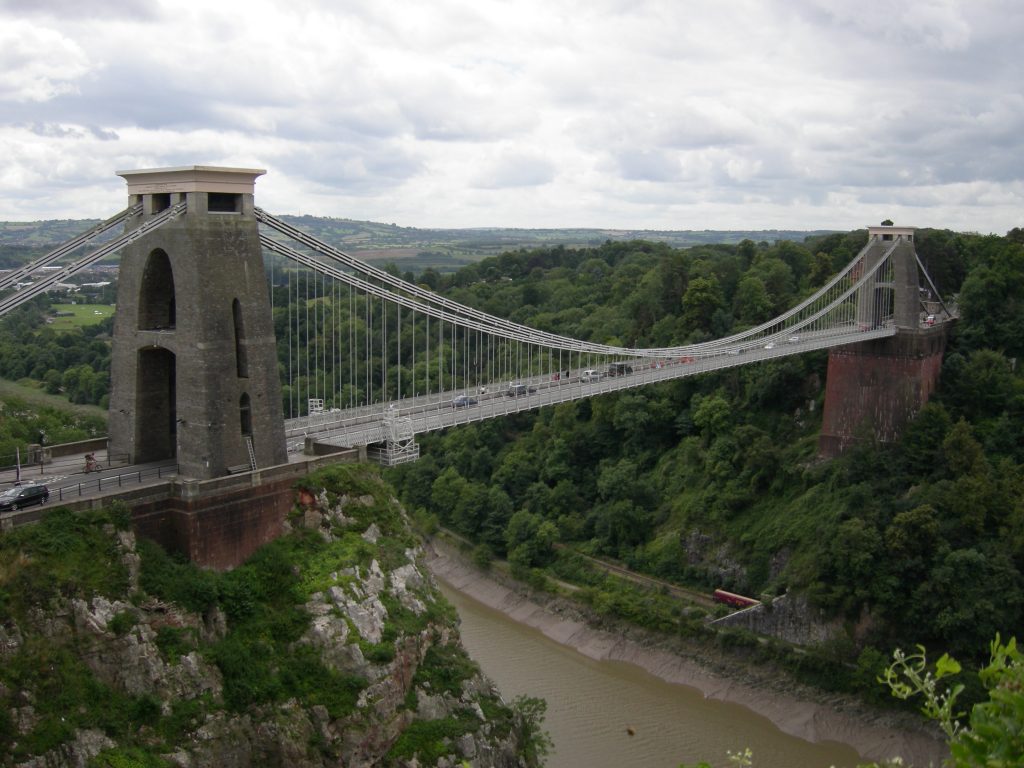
xmin=681 ymin=635 xmax=1023 ymax=768
xmin=881 ymin=646 xmax=966 ymax=742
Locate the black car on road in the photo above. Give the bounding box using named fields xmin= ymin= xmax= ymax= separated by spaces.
xmin=0 ymin=484 xmax=49 ymax=511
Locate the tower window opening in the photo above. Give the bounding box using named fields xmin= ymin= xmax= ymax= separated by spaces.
xmin=208 ymin=192 xmax=241 ymax=213
xmin=239 ymin=393 xmax=252 ymax=436
xmin=151 ymin=193 xmax=171 ymax=212
xmin=232 ymin=298 xmax=248 ymax=378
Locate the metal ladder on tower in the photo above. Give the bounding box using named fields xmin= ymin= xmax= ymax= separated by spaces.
xmin=245 ymin=436 xmax=257 ymax=471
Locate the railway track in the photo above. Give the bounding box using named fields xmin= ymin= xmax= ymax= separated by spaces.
xmin=432 ymin=528 xmax=719 ymax=609
xmin=556 ymin=546 xmax=720 ymax=609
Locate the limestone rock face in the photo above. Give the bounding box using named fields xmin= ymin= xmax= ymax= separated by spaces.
xmin=17 ymin=728 xmax=115 ymax=768
xmin=0 ymin=620 xmax=22 ymax=658
xmin=70 ymin=596 xmax=223 ymax=701
xmin=4 ymin=477 xmax=538 ymax=768
xmin=681 ymin=528 xmax=749 ymax=589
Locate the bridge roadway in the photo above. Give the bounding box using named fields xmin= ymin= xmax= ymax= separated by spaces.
xmin=0 ymin=324 xmax=898 ymax=522
xmin=287 ymin=324 xmax=896 ymax=451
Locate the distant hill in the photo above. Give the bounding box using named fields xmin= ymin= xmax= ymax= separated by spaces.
xmin=0 ymin=215 xmax=837 ymax=273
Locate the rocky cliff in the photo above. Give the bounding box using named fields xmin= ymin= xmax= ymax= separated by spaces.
xmin=0 ymin=464 xmax=541 ymax=767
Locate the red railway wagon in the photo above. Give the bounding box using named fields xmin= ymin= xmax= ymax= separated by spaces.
xmin=712 ymin=589 xmax=760 ymax=609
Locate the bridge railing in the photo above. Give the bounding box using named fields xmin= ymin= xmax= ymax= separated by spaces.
xmin=50 ymin=463 xmax=180 ymax=504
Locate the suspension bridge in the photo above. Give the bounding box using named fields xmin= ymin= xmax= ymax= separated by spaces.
xmin=0 ymin=166 xmax=955 ymax=478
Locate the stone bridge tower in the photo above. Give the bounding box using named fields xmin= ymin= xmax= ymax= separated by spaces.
xmin=819 ymin=224 xmax=950 ymax=457
xmin=108 ymin=166 xmax=287 ymax=479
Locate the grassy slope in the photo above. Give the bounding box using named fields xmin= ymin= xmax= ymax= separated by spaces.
xmin=47 ymin=303 xmax=115 ymax=331
xmin=0 ymin=378 xmax=107 ymax=423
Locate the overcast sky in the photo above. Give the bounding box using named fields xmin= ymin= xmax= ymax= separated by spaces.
xmin=1 ymin=0 xmax=1021 ymax=234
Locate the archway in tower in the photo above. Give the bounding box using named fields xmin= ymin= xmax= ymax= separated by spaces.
xmin=135 ymin=347 xmax=176 ymax=462
xmin=138 ymin=248 xmax=175 ymax=329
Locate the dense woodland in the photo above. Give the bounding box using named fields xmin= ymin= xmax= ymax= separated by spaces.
xmin=1 ymin=226 xmax=1022 ymax=671
xmin=386 ymin=226 xmax=1024 ymax=668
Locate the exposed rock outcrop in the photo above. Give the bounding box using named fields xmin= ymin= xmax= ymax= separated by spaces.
xmin=1 ymin=470 xmax=538 ymax=768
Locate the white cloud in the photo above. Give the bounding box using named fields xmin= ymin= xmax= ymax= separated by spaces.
xmin=0 ymin=0 xmax=1020 ymax=234
xmin=0 ymin=20 xmax=91 ymax=102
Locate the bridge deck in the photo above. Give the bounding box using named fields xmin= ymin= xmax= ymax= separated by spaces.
xmin=287 ymin=325 xmax=897 ymax=450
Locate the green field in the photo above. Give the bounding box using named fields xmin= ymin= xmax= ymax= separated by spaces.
xmin=48 ymin=303 xmax=115 ymax=330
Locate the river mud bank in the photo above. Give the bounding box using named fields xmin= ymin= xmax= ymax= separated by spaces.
xmin=422 ymin=538 xmax=948 ymax=768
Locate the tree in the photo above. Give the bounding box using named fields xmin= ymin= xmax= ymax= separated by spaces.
xmin=956 ymin=240 xmax=1024 ymax=358
xmin=732 ymin=276 xmax=773 ymax=326
xmin=748 ymin=257 xmax=795 ymax=313
xmin=691 ymin=392 xmax=733 ymax=444
xmin=681 ymin=276 xmax=724 ymax=333
xmin=505 ymin=510 xmax=557 ymax=568
xmin=511 ymin=695 xmax=553 ymax=765
xmin=913 ymin=549 xmax=1023 ymax=656
xmin=42 ymin=368 xmax=62 ymax=395
xmin=942 ymin=419 xmax=987 ymax=479
xmin=808 ymin=250 xmax=835 ymax=287
xmin=940 ymin=350 xmax=1019 ymax=426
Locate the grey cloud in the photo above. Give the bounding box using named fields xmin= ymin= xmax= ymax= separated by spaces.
xmin=29 ymin=122 xmax=85 ymax=138
xmin=0 ymin=0 xmax=157 ymax=20
xmin=471 ymin=154 xmax=555 ymax=189
xmin=281 ymin=144 xmax=424 ymax=195
xmin=614 ymin=149 xmax=683 ymax=182
xmin=88 ymin=125 xmax=119 ymax=141
xmin=1 ymin=65 xmax=225 ymax=131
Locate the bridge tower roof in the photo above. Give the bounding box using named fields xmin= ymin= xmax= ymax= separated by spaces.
xmin=115 ymin=165 xmax=266 ymax=195
xmin=867 ymin=223 xmax=916 ymax=239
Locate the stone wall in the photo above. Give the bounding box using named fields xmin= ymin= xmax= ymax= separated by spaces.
xmin=819 ymin=325 xmax=949 ymax=458
xmin=710 ymin=593 xmax=843 ymax=647
xmin=131 ymin=477 xmax=295 ymax=570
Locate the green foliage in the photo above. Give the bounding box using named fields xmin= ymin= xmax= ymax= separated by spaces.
xmin=107 ymin=610 xmax=137 ymax=637
xmin=878 ymin=636 xmax=1024 ymax=767
xmin=137 ymin=538 xmax=220 ymax=613
xmin=385 ymin=712 xmax=480 ymax=763
xmin=471 ymin=542 xmax=494 ymax=570
xmin=412 ymin=643 xmax=480 ymax=698
xmin=0 ymin=298 xmax=114 ymax=408
xmin=0 ymin=507 xmax=129 ymax=623
xmin=153 ymin=626 xmax=196 ymax=662
xmin=0 ymin=394 xmax=106 ymax=462
xmin=0 ymin=641 xmax=162 ymax=762
xmin=510 ymin=695 xmax=553 ymax=765
xmin=89 ymin=746 xmax=170 ymax=768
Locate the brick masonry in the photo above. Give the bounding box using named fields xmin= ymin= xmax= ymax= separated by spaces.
xmin=3 ymin=450 xmax=361 ymax=570
xmin=131 ymin=477 xmax=295 ymax=570
xmin=818 ymin=325 xmax=950 ymax=458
